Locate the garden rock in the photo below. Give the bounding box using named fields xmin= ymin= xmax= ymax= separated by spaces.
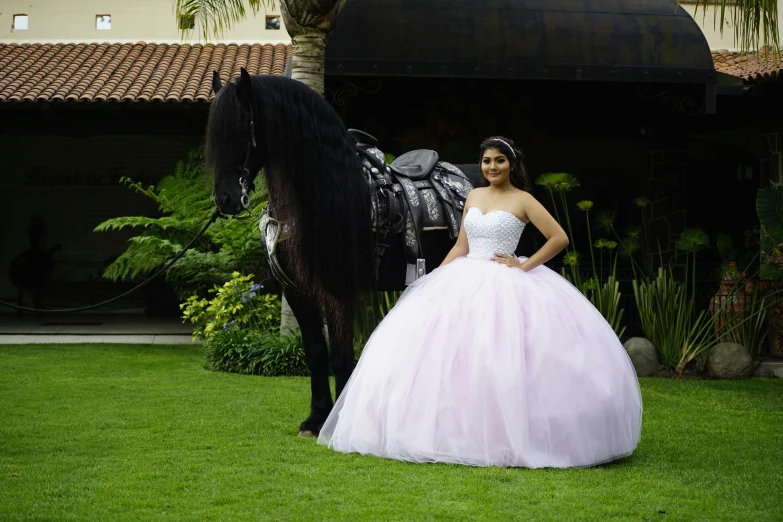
xmin=707 ymin=343 xmax=753 ymax=379
xmin=753 ymin=366 xmax=775 ymax=378
xmin=623 ymin=337 xmax=659 ymax=377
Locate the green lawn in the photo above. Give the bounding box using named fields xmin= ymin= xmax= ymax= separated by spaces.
xmin=1 ymin=344 xmax=782 ymax=521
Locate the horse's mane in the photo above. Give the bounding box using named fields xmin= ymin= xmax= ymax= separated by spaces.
xmin=206 ymin=75 xmax=373 ymax=329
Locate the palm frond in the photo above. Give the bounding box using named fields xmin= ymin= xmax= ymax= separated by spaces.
xmin=682 ymin=0 xmax=780 ymax=55
xmin=174 ymin=0 xmax=275 ymax=41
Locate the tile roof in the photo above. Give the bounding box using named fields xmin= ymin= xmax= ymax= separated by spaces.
xmin=2 ymin=41 xmax=778 ymax=102
xmin=0 ymin=42 xmax=292 ymax=103
xmin=712 ymin=47 xmax=783 ymax=82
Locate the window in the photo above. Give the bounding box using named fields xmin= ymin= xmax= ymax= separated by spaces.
xmin=13 ymin=14 xmax=29 ymax=30
xmin=179 ymin=14 xmax=195 ymax=30
xmin=266 ymin=15 xmax=281 ymax=30
xmin=96 ymin=15 xmax=111 ymax=30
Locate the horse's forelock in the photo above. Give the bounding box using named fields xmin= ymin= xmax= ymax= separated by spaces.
xmin=205 ymin=82 xmax=246 ymax=173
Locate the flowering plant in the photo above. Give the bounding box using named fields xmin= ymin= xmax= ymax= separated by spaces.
xmin=180 ymin=272 xmax=281 ymax=342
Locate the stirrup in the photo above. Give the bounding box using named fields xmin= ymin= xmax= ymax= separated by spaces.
xmin=405 ymin=258 xmax=426 ymax=286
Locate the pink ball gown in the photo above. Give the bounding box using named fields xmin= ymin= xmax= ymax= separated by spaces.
xmin=317 ymin=207 xmax=643 ymax=468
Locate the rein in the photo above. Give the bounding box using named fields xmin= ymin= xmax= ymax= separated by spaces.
xmin=0 ymin=209 xmax=223 ymax=314
xmin=0 ymin=103 xmax=263 ymax=314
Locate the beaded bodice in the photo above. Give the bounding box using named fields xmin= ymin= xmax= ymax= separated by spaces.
xmin=464 ymin=207 xmax=525 ymax=260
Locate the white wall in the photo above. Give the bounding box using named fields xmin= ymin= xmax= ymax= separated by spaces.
xmin=2 ymin=0 xmax=779 ymax=51
xmin=681 ymin=2 xmax=783 ymax=51
xmin=0 ymin=0 xmax=291 ymax=44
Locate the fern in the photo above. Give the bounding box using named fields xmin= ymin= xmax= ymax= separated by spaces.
xmin=94 ymin=147 xmax=269 ymax=298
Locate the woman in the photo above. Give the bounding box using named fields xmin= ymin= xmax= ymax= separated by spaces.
xmin=317 ymin=137 xmax=642 ymax=468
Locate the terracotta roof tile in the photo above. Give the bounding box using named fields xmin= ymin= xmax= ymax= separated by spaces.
xmin=0 ymin=42 xmax=292 ymax=103
xmin=9 ymin=41 xmax=779 ymax=101
xmin=712 ymin=47 xmax=783 ymax=81
xmin=37 ymin=44 xmax=90 ymax=101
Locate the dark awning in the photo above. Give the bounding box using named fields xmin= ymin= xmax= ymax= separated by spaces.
xmin=325 ymin=0 xmax=717 ymax=85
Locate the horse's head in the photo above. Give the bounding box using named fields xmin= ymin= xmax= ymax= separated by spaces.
xmin=206 ymin=68 xmax=263 ymax=215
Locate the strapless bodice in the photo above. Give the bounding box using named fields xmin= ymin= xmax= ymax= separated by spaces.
xmin=464 ymin=207 xmax=525 ymax=260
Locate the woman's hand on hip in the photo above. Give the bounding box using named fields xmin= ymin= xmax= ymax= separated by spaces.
xmin=491 ymin=252 xmax=525 ymax=270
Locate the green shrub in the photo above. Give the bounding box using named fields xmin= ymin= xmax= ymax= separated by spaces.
xmin=633 ymin=267 xmax=714 ymax=373
xmin=180 ymin=272 xmax=280 ymax=342
xmin=259 ymin=330 xmax=308 ymax=377
xmin=203 ymin=329 xmax=307 ymax=377
xmin=182 ymin=271 xmax=307 ymax=377
xmin=203 ymin=329 xmax=268 ymax=374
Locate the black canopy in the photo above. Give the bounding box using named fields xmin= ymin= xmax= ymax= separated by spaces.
xmin=325 ymin=0 xmax=717 ymax=85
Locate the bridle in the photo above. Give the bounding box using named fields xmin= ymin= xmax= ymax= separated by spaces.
xmin=215 ymin=100 xmax=260 ymax=221
xmin=223 ymin=94 xmax=295 ymax=288
xmin=238 ymin=101 xmax=258 ymax=214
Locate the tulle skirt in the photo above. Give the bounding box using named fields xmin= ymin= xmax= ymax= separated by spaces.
xmin=317 ymin=256 xmax=643 ymax=468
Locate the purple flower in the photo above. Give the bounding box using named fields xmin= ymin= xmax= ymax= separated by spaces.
xmin=251 ymin=283 xmax=262 ymax=292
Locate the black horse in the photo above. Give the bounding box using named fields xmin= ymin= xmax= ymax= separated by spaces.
xmin=207 ymin=69 xmax=482 ymax=436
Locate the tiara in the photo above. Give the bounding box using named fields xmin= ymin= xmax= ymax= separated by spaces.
xmin=492 ymin=138 xmax=516 ymax=160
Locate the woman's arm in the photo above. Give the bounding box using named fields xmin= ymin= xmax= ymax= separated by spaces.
xmin=439 ymin=193 xmax=475 ymax=267
xmin=517 ymin=192 xmax=568 ymax=271
xmin=491 ymin=192 xmax=568 ymax=272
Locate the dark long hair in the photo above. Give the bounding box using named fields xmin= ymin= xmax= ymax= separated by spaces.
xmin=205 ymin=75 xmax=373 ymax=337
xmin=479 ymin=136 xmax=530 ymax=191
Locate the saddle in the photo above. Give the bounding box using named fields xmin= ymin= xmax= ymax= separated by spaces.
xmin=348 ymin=129 xmax=474 ymax=284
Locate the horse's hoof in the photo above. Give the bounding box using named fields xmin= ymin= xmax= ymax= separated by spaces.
xmin=298 ymin=430 xmax=316 ymax=438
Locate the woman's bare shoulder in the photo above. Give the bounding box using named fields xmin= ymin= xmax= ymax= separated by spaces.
xmin=515 ymin=190 xmax=539 ymax=223
xmin=465 ymin=186 xmax=487 ymax=202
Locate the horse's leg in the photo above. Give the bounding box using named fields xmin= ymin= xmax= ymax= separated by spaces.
xmin=284 ymin=289 xmax=333 ymax=436
xmin=326 ymin=300 xmax=356 ymax=402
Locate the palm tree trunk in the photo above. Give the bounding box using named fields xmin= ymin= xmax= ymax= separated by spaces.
xmin=277 ymin=29 xmax=327 ymax=335
xmin=289 ymin=30 xmax=327 ymax=96
xmin=276 ymin=1 xmax=344 ymax=335
xmin=280 ymin=294 xmax=299 ymax=333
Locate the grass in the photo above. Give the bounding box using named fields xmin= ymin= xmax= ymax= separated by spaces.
xmin=0 ymin=344 xmax=782 ymax=521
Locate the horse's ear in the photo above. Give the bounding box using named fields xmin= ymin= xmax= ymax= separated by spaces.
xmin=212 ymin=71 xmax=222 ymax=94
xmin=237 ymin=67 xmax=252 ymax=106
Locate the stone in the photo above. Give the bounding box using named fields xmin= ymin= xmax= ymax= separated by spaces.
xmin=753 ymin=366 xmax=775 ymax=378
xmin=753 ymin=359 xmax=783 ymax=378
xmin=707 ymin=343 xmax=753 ymax=379
xmin=623 ymin=337 xmax=659 ymax=377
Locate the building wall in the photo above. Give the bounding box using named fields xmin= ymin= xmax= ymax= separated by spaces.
xmin=0 ymin=0 xmax=291 ymax=44
xmin=1 ymin=1 xmax=780 ymax=52
xmin=679 ymin=1 xmax=783 ymax=51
